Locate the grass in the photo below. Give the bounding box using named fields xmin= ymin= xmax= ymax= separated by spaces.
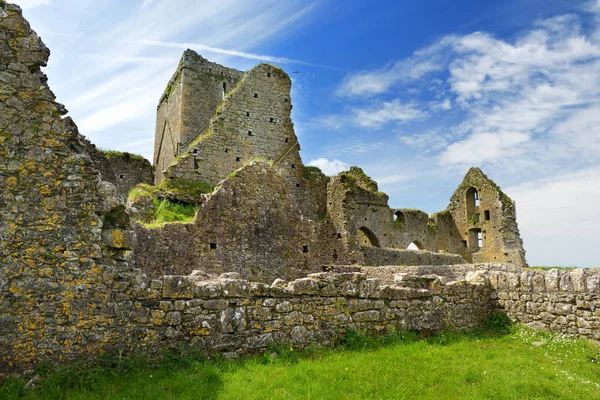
xmin=101 ymin=149 xmax=146 ymax=161
xmin=152 ymin=198 xmax=198 ymax=224
xmin=129 ymin=179 xmax=214 ymax=202
xmin=526 ymin=266 xmax=578 ymax=271
xmin=3 ymin=322 xmax=600 ymax=399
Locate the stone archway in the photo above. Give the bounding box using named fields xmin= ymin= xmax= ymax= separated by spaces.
xmin=358 ymin=226 xmax=380 ymax=248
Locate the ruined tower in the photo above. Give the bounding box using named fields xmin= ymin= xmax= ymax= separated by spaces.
xmin=153 ymin=50 xmax=304 ymax=192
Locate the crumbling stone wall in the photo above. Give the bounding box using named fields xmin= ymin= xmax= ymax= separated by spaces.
xmin=0 ymin=2 xmax=140 ymax=374
xmin=327 ymin=167 xmax=525 ymax=267
xmin=360 ymin=246 xmax=465 ymax=266
xmin=103 ymin=152 xmax=153 ymax=199
xmin=134 ymin=162 xmax=345 ymax=282
xmin=448 ymin=167 xmax=526 ymax=266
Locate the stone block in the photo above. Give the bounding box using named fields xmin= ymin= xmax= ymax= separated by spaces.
xmin=162 ymin=276 xmax=197 ymax=299
xmin=101 ymin=229 xmax=136 ymax=249
xmin=222 ymin=279 xmax=248 ymax=297
xmin=203 ymin=299 xmax=229 ymax=310
xmin=359 ymin=278 xmax=381 ymax=298
xmin=571 ymin=269 xmax=587 ymax=292
xmin=195 ymin=281 xmax=222 ymax=298
xmin=288 ymin=278 xmax=319 ymax=295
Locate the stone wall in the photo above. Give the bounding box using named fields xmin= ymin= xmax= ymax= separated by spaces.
xmin=327 ymin=167 xmax=526 ymax=267
xmin=489 ymin=268 xmax=600 ymax=340
xmin=448 ymin=167 xmax=526 ymax=266
xmin=360 ymin=246 xmax=466 ymax=267
xmin=134 ymin=162 xmax=348 ymax=282
xmin=103 ymin=152 xmax=153 ymax=199
xmin=0 ymin=2 xmax=140 ymax=374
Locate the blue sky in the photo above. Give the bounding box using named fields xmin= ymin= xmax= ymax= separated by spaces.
xmin=13 ymin=0 xmax=600 ymax=267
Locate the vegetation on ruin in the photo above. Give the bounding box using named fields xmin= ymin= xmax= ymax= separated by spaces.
xmin=3 ymin=322 xmax=600 ymax=400
xmin=151 ymin=198 xmax=198 ymax=225
xmin=101 ymin=149 xmax=146 ymax=161
xmin=526 ymin=266 xmax=578 ymax=271
xmin=129 ymin=178 xmax=214 ymax=202
xmin=302 ymin=165 xmax=323 ymax=176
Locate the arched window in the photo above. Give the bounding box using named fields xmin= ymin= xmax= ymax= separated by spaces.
xmin=394 ymin=210 xmax=406 ymax=227
xmin=466 ymin=187 xmax=480 ymax=221
xmin=358 ymin=226 xmax=380 ymax=248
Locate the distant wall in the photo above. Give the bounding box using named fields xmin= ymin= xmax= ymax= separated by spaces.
xmin=103 ymin=152 xmax=153 ymax=198
xmin=360 ymin=246 xmax=465 ymax=266
xmin=134 ymin=162 xmax=348 ymax=282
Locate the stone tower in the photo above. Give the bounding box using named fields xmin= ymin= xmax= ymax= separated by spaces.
xmin=153 ymin=50 xmax=304 ymax=192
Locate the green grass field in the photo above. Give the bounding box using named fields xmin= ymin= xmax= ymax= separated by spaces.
xmin=2 ymin=325 xmax=600 ymax=400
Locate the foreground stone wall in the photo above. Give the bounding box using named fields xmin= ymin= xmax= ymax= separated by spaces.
xmin=0 ymin=2 xmax=140 ymax=374
xmin=489 ymin=268 xmax=600 ymax=340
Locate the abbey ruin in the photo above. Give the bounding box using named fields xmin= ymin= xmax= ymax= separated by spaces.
xmin=1 ymin=2 xmax=598 ymax=378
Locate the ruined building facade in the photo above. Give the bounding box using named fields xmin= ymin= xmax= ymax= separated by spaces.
xmin=134 ymin=49 xmax=527 ymax=282
xmin=0 ymin=2 xmax=544 ymax=378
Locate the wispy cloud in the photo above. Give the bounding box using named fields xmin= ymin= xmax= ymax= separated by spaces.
xmin=308 ymin=158 xmax=349 ymax=176
xmin=136 ymin=39 xmax=334 ymax=67
xmin=11 ymin=0 xmax=50 ymax=9
xmin=335 ymin=36 xmax=455 ymax=98
xmin=318 ymin=99 xmax=427 ymax=130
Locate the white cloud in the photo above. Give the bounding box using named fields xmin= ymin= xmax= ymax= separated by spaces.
xmin=336 ymin=36 xmax=456 ymax=97
xmin=11 ymin=0 xmax=50 ymax=9
xmin=506 ymin=168 xmax=600 ymax=266
xmin=354 ymin=100 xmax=427 ymax=128
xmin=318 ymin=99 xmax=427 ymax=130
xmin=308 ymin=158 xmax=349 ymax=176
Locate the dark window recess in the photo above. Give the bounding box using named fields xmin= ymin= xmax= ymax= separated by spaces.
xmin=484 ymin=210 xmax=491 ymax=220
xmin=460 ymin=240 xmax=467 ymax=248
xmin=269 ymin=117 xmax=275 ymax=123
xmin=236 ymin=157 xmax=241 ymax=162
xmin=119 ymin=174 xmax=125 ymax=179
xmin=284 ymin=138 xmax=289 ymax=143
xmin=253 ymin=93 xmax=258 ymax=98
xmin=193 ymin=149 xmax=198 ymax=154
xmin=248 ymin=131 xmax=253 ymax=136
xmin=208 ymin=68 xmax=212 ymax=72
xmin=284 ymin=98 xmax=288 ymax=102
xmin=224 ymin=148 xmax=228 ymax=153
xmin=291 ymin=163 xmax=296 ymax=169
xmin=210 ymin=243 xmax=217 ymax=250
xmin=296 ymin=183 xmax=300 ymax=187
xmin=267 ymin=72 xmax=271 ymax=77
xmin=222 ymin=82 xmax=226 ymax=99
xmin=194 ymin=158 xmax=199 ymax=171
xmin=246 ymin=111 xmax=250 ymax=117
xmin=302 ymin=245 xmax=309 ymax=253
xmin=337 ymin=233 xmax=342 ymax=239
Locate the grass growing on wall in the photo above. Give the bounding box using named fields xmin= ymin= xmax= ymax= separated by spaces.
xmin=152 ymin=198 xmax=198 ymax=224
xmin=101 ymin=150 xmax=146 ymax=161
xmin=3 ymin=323 xmax=600 ymax=399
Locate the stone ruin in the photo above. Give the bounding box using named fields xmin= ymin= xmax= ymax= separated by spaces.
xmin=1 ymin=2 xmax=597 ymax=378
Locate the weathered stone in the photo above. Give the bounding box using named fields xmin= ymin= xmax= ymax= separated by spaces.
xmin=288 ymin=278 xmax=319 ymax=295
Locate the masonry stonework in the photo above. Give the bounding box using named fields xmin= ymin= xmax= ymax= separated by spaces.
xmin=1 ymin=2 xmax=581 ymax=381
